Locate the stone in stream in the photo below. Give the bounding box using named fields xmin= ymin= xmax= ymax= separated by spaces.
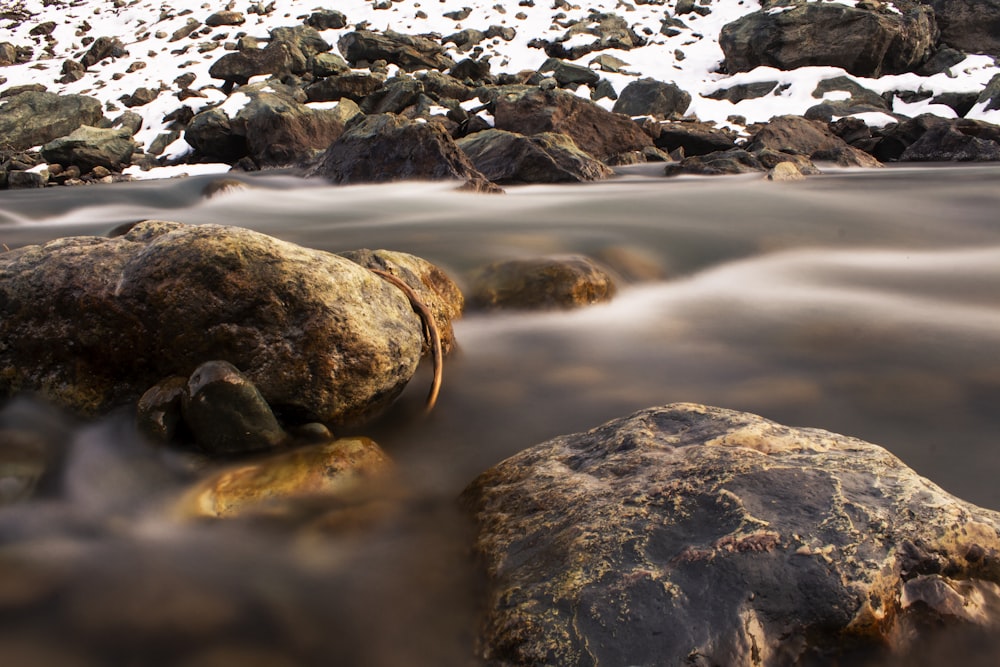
xmin=176 ymin=436 xmax=391 ymax=519
xmin=0 ymin=221 xmax=433 ymax=428
xmin=456 ymin=129 xmax=613 ymax=184
xmin=463 ymin=403 xmax=1000 ymax=666
xmin=469 ymin=255 xmax=617 ymax=311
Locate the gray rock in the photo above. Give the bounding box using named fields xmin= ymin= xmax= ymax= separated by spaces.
xmin=6 ymin=169 xmax=48 ymax=189
xmin=469 ymin=255 xmax=616 ymax=310
xmin=612 ymin=77 xmax=691 ymax=118
xmin=80 ymin=36 xmax=126 ymax=69
xmin=305 ymin=9 xmax=348 ymax=30
xmin=0 ymin=221 xmax=426 ymax=424
xmin=539 ymin=59 xmax=600 ymax=88
xmin=337 ymin=30 xmax=454 ymax=72
xmin=205 ymin=11 xmax=245 ymax=27
xmin=311 ymin=52 xmax=350 ymax=78
xmin=493 ymin=87 xmax=654 ymax=162
xmin=40 ymin=125 xmax=137 ymax=172
xmin=184 ymin=108 xmax=246 ymax=161
xmin=309 ymin=113 xmax=499 ymax=193
xmin=916 ymin=0 xmax=1000 ymax=57
xmin=0 ymin=91 xmax=104 ymax=152
xmin=664 ymin=148 xmax=766 ymax=175
xmin=653 ymin=120 xmax=738 ymax=156
xmin=360 ymin=77 xmax=424 ymax=115
xmin=182 ymin=360 xmax=287 ymax=456
xmin=304 ymin=72 xmax=386 ymax=103
xmin=463 ymin=403 xmax=1000 ymax=666
xmin=898 ymin=119 xmax=1000 ymax=162
xmin=704 ymin=80 xmax=780 ymax=103
xmin=748 ymin=115 xmax=883 ymax=168
xmin=976 ymin=73 xmax=1000 ymax=114
xmin=533 ymin=12 xmax=646 ymax=60
xmin=720 ymin=3 xmax=937 ymax=77
xmin=457 ymin=129 xmax=613 ymax=184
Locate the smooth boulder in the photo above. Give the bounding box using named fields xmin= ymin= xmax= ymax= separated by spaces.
xmin=469 ymin=255 xmax=617 ymax=310
xmin=464 ymin=403 xmax=1000 ymax=666
xmin=40 ymin=125 xmax=137 ymax=172
xmin=719 ymin=3 xmax=937 ymax=77
xmin=0 ymin=221 xmax=427 ymax=424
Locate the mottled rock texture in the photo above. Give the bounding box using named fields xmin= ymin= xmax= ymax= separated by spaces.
xmin=0 ymin=91 xmax=104 ymax=152
xmin=469 ymin=255 xmax=616 ymax=310
xmin=457 ymin=129 xmax=613 ymax=183
xmin=0 ymin=221 xmax=424 ymax=424
xmin=464 ymin=403 xmax=1000 ymax=666
xmin=720 ymin=3 xmax=937 ymax=78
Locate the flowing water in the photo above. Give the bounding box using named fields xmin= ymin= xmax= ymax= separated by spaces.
xmin=1 ymin=165 xmax=1000 ymax=665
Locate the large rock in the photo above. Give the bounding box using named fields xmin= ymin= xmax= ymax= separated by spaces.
xmin=457 ymin=129 xmax=613 ymax=184
xmin=748 ymin=115 xmax=883 ymax=167
xmin=0 ymin=221 xmax=426 ymax=424
xmin=530 ymin=12 xmax=645 ymax=60
xmin=611 ymin=78 xmax=691 ymax=119
xmin=40 ymin=125 xmax=137 ymax=172
xmin=304 ymin=72 xmax=386 ymax=103
xmin=80 ymin=36 xmax=126 ymax=69
xmin=309 ymin=113 xmax=499 ymax=192
xmin=184 ymin=108 xmax=246 ymax=161
xmin=0 ymin=91 xmax=104 ymax=152
xmin=493 ymin=87 xmax=654 ymax=162
xmin=339 ymin=249 xmax=465 ymax=356
xmin=719 ymin=3 xmax=937 ymax=77
xmin=337 ymin=30 xmax=454 ymax=72
xmin=469 ymin=255 xmax=617 ymax=310
xmin=653 ymin=120 xmax=739 ymax=157
xmin=463 ymin=403 xmax=1000 ymax=666
xmin=916 ymin=0 xmax=1000 ymax=57
xmin=898 ymin=118 xmax=1000 ymax=161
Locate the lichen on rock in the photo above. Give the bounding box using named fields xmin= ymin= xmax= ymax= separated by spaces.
xmin=464 ymin=403 xmax=1000 ymax=666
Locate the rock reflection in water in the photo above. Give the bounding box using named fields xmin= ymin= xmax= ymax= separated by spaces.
xmin=1 ymin=166 xmax=1000 ymax=664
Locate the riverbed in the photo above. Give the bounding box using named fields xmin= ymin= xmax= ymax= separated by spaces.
xmin=1 ymin=164 xmax=999 ymax=665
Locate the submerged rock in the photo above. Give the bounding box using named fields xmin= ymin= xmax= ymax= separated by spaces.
xmin=177 ymin=437 xmax=391 ymax=519
xmin=464 ymin=403 xmax=1000 ymax=666
xmin=469 ymin=255 xmax=616 ymax=311
xmin=0 ymin=221 xmax=425 ymax=425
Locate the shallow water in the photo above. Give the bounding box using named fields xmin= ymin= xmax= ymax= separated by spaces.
xmin=2 ymin=165 xmax=1000 ymax=664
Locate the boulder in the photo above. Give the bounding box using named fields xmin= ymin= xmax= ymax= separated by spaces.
xmin=176 ymin=437 xmax=392 ymax=518
xmin=531 ymin=12 xmax=645 ymax=60
xmin=611 ymin=78 xmax=691 ymax=119
xmin=704 ymin=80 xmax=780 ymax=103
xmin=338 ymin=249 xmax=465 ymax=356
xmin=869 ymin=113 xmax=948 ymax=161
xmin=469 ymin=255 xmax=617 ymax=310
xmin=236 ymin=91 xmax=358 ymax=167
xmin=748 ymin=115 xmax=883 ymax=167
xmin=337 ymin=30 xmax=454 ymax=72
xmin=184 ymin=108 xmax=246 ymax=161
xmin=305 ymin=72 xmax=386 ymax=103
xmin=360 ymin=77 xmax=424 ymax=115
xmin=80 ymin=36 xmax=126 ymax=69
xmin=463 ymin=403 xmax=1000 ymax=666
xmin=538 ymin=59 xmax=600 ymax=89
xmin=664 ymin=148 xmax=767 ymax=175
xmin=898 ymin=119 xmax=1000 ymax=161
xmin=973 ymin=73 xmax=1000 ymax=116
xmin=457 ymin=129 xmax=613 ymax=184
xmin=209 ymin=47 xmax=299 ymax=87
xmin=493 ymin=87 xmax=654 ymax=162
xmin=205 ymin=11 xmax=245 ymax=27
xmin=719 ymin=3 xmax=937 ymax=77
xmin=916 ymin=0 xmax=1000 ymax=57
xmin=0 ymin=91 xmax=104 ymax=152
xmin=0 ymin=221 xmax=427 ymax=424
xmin=40 ymin=125 xmax=137 ymax=172
xmin=310 ymin=113 xmax=499 ymax=192
xmin=305 ymin=10 xmax=348 ymax=30
xmin=653 ymin=120 xmax=739 ymax=157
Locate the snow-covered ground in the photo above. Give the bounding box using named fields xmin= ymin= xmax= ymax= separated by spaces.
xmin=2 ymin=0 xmax=999 ymax=169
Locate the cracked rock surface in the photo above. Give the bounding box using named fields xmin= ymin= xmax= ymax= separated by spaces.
xmin=464 ymin=403 xmax=1000 ymax=666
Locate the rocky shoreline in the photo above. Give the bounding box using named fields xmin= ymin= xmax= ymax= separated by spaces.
xmin=1 ymin=0 xmax=1000 ymax=189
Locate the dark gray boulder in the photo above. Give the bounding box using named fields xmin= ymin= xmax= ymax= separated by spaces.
xmin=611 ymin=77 xmax=691 ymax=118
xmin=493 ymin=87 xmax=654 ymax=162
xmin=457 ymin=129 xmax=613 ymax=183
xmin=898 ymin=119 xmax=1000 ymax=161
xmin=975 ymin=73 xmax=1000 ymax=114
xmin=306 ymin=10 xmax=348 ymax=30
xmin=184 ymin=108 xmax=246 ymax=161
xmin=40 ymin=126 xmax=137 ymax=172
xmin=0 ymin=221 xmax=427 ymax=424
xmin=720 ymin=3 xmax=937 ymax=77
xmin=916 ymin=0 xmax=1000 ymax=57
xmin=654 ymin=120 xmax=739 ymax=157
xmin=310 ymin=113 xmax=499 ymax=192
xmin=305 ymin=72 xmax=386 ymax=103
xmin=80 ymin=36 xmax=126 ymax=69
xmin=469 ymin=255 xmax=617 ymax=310
xmin=464 ymin=403 xmax=1000 ymax=666
xmin=0 ymin=91 xmax=104 ymax=152
xmin=337 ymin=30 xmax=454 ymax=72
xmin=748 ymin=115 xmax=883 ymax=167
xmin=664 ymin=148 xmax=767 ymax=175
xmin=531 ymin=12 xmax=645 ymax=60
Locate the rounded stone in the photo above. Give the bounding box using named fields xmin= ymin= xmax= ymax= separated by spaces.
xmin=469 ymin=255 xmax=617 ymax=310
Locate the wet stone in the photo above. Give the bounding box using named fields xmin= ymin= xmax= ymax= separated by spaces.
xmin=469 ymin=255 xmax=617 ymax=311
xmin=464 ymin=403 xmax=1000 ymax=666
xmin=182 ymin=361 xmax=288 ymax=456
xmin=135 ymin=375 xmax=188 ymax=444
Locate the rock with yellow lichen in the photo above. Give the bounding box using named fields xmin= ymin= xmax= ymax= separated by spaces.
xmin=462 ymin=403 xmax=1000 ymax=666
